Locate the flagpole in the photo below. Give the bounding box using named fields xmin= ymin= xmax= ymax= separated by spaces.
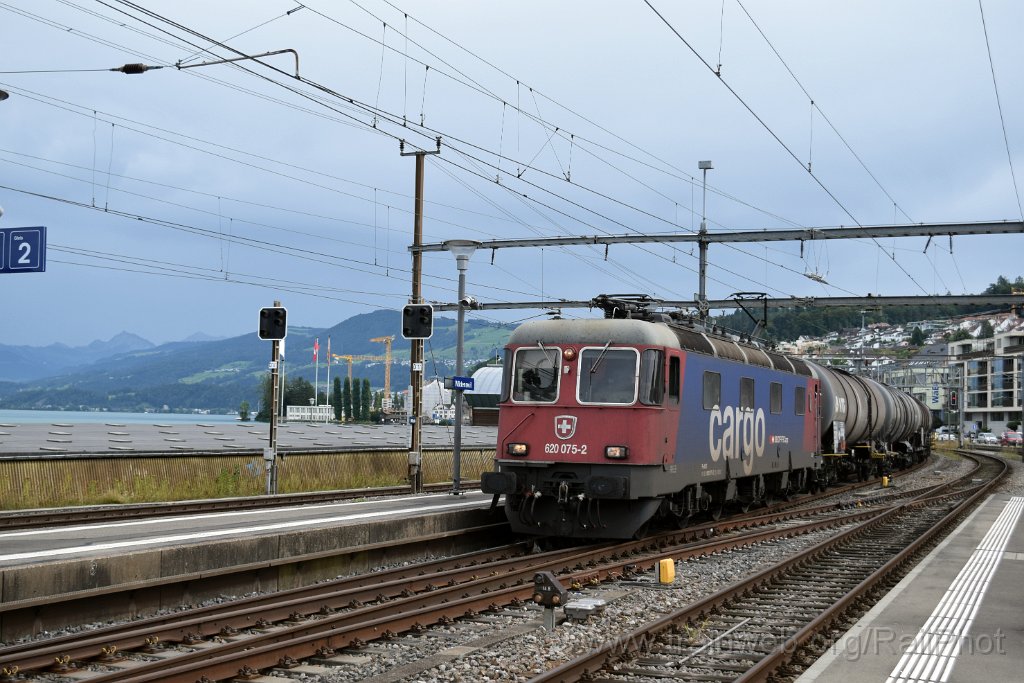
xmin=314 ymin=337 xmax=319 ymax=406
xmin=326 ymin=336 xmax=332 ymax=413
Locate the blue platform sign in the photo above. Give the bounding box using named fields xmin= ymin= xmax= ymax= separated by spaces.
xmin=0 ymin=226 xmax=46 ymax=273
xmin=452 ymin=376 xmax=474 ymax=391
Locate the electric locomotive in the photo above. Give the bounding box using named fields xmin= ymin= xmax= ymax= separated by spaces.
xmin=481 ymin=295 xmax=931 ymax=539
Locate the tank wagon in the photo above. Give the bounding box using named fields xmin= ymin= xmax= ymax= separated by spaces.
xmin=481 ymin=296 xmax=931 ymax=539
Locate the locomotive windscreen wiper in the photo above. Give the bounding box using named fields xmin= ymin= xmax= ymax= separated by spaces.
xmin=589 ymin=341 xmax=612 ymax=374
xmin=536 ymin=341 xmax=554 ymax=365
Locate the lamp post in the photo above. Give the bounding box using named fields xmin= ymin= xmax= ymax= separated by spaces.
xmin=697 ymin=160 xmax=713 ymax=322
xmin=444 ymin=239 xmax=480 ymax=495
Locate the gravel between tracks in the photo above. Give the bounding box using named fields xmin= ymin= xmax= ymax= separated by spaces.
xmin=313 ymin=450 xmax=999 ymax=682
xmin=309 ymin=448 xmax=1007 ymax=683
xmin=12 ymin=450 xmax=1011 ymax=682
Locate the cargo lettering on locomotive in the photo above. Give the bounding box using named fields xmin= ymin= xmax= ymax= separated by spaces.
xmin=708 ymin=405 xmax=766 ymax=473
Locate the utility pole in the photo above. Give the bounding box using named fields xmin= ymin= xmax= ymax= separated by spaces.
xmin=401 ymin=137 xmax=441 ymax=493
xmin=697 ymin=160 xmax=713 ymax=323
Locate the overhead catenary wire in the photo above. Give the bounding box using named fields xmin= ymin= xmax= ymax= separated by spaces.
xmin=87 ymin=0 xmax=719 ymax=297
xmin=6 ymin=2 xmax=983 ymax=309
xmin=643 ymin=0 xmax=931 ymax=297
xmin=25 ymin=0 xmax=839 ymax=299
xmin=733 ymin=0 xmax=917 ymax=224
xmin=976 ymin=0 xmax=1024 ymax=221
xmin=299 ymin=0 xmax=817 ymax=234
xmin=0 ymin=179 xmax=548 ymax=303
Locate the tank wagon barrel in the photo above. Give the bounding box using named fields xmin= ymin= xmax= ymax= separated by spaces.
xmin=807 ymin=362 xmax=931 ymax=448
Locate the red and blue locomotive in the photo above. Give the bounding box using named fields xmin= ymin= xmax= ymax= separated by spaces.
xmin=481 ymin=296 xmax=931 ymax=539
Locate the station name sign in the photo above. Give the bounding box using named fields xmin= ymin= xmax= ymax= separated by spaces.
xmin=445 ymin=376 xmax=474 ymax=391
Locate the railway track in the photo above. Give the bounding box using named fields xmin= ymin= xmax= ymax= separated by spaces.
xmin=0 ymin=455 xmax=950 ymax=682
xmin=534 ymin=450 xmax=1007 ymax=682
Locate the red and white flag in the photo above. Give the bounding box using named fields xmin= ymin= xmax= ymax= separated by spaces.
xmin=313 ymin=338 xmax=319 ymax=362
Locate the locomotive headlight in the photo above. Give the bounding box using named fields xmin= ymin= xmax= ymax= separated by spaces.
xmin=605 ymin=445 xmax=628 ymax=459
xmin=507 ymin=443 xmax=529 ymax=456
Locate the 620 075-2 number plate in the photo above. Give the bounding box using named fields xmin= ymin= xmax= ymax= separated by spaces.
xmin=544 ymin=443 xmax=588 ymax=455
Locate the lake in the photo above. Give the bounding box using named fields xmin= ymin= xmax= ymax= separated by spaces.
xmin=0 ymin=409 xmax=241 ymax=425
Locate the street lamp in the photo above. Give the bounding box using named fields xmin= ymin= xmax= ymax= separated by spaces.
xmin=443 ymin=239 xmax=480 ymax=495
xmin=697 ymin=160 xmax=713 ymax=322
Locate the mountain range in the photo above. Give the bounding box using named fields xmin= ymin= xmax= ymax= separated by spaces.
xmin=0 ymin=310 xmax=513 ymax=413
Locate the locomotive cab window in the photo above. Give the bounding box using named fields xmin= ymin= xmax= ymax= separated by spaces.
xmin=770 ymin=382 xmax=783 ymax=414
xmin=578 ymin=346 xmax=638 ymax=404
xmin=668 ymin=356 xmax=680 ymax=404
xmin=703 ymin=371 xmax=721 ymax=410
xmin=740 ymin=377 xmax=754 ymax=411
xmin=794 ymin=386 xmax=806 ymax=415
xmin=511 ymin=346 xmax=560 ymax=403
xmin=638 ymin=349 xmax=665 ymax=405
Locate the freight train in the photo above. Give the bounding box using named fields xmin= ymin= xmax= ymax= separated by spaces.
xmin=481 ymin=295 xmax=932 ymax=539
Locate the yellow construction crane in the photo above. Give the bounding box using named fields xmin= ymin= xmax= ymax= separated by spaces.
xmin=331 ymin=353 xmax=385 ymax=383
xmin=370 ymin=335 xmax=394 ymax=409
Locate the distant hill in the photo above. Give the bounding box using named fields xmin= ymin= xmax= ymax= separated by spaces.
xmin=0 ymin=311 xmax=514 ymax=413
xmin=0 ymin=332 xmax=154 ymax=382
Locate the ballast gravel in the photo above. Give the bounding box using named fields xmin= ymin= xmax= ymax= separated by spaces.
xmin=13 ymin=450 xmax=1018 ymax=683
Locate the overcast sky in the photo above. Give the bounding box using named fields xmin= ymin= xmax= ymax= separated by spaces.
xmin=1 ymin=1 xmax=1021 ymax=348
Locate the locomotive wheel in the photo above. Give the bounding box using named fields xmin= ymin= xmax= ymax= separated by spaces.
xmin=672 ymin=511 xmax=692 ymax=529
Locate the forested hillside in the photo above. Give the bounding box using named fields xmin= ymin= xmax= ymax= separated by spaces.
xmin=715 ymin=275 xmax=1023 ymax=341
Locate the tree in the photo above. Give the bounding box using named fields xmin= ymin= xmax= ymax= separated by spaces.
xmin=256 ymin=376 xmax=314 ymax=421
xmin=361 ymin=378 xmax=372 ymax=422
xmin=332 ymin=377 xmax=342 ymax=421
xmin=238 ymin=400 xmax=250 ymax=422
xmin=343 ymin=377 xmax=352 ymax=421
xmin=351 ymin=378 xmax=362 ymax=421
xmin=910 ymin=326 xmax=926 ymax=346
xmin=978 ymin=320 xmax=994 ymax=339
xmin=256 ymin=376 xmax=273 ymax=421
xmin=284 ymin=377 xmax=315 ymax=408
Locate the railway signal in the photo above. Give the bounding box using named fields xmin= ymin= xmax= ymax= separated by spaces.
xmin=402 ymin=304 xmax=433 ymax=339
xmin=258 ymin=306 xmax=287 ymax=340
xmin=950 ymin=390 xmax=958 ymax=408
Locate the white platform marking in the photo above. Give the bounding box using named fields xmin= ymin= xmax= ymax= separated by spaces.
xmin=886 ymin=496 xmax=1024 ymax=683
xmin=0 ymin=498 xmax=485 ymax=563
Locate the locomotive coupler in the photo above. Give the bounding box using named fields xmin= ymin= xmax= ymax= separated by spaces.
xmin=557 ymin=480 xmax=569 ymax=504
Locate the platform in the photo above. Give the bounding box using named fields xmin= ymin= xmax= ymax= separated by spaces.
xmin=0 ymin=491 xmax=504 ymax=640
xmin=799 ymin=493 xmax=1024 ymax=682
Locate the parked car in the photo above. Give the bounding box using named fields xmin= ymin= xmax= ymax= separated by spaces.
xmin=1000 ymin=431 xmax=1022 ymax=447
xmin=977 ymin=433 xmax=999 ymax=445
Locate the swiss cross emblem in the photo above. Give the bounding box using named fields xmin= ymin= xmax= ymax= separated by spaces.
xmin=555 ymin=415 xmax=577 ymax=440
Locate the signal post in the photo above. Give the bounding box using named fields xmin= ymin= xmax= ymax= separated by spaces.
xmin=401 ymin=138 xmax=441 ymax=494
xmin=258 ymin=302 xmax=287 ymax=495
